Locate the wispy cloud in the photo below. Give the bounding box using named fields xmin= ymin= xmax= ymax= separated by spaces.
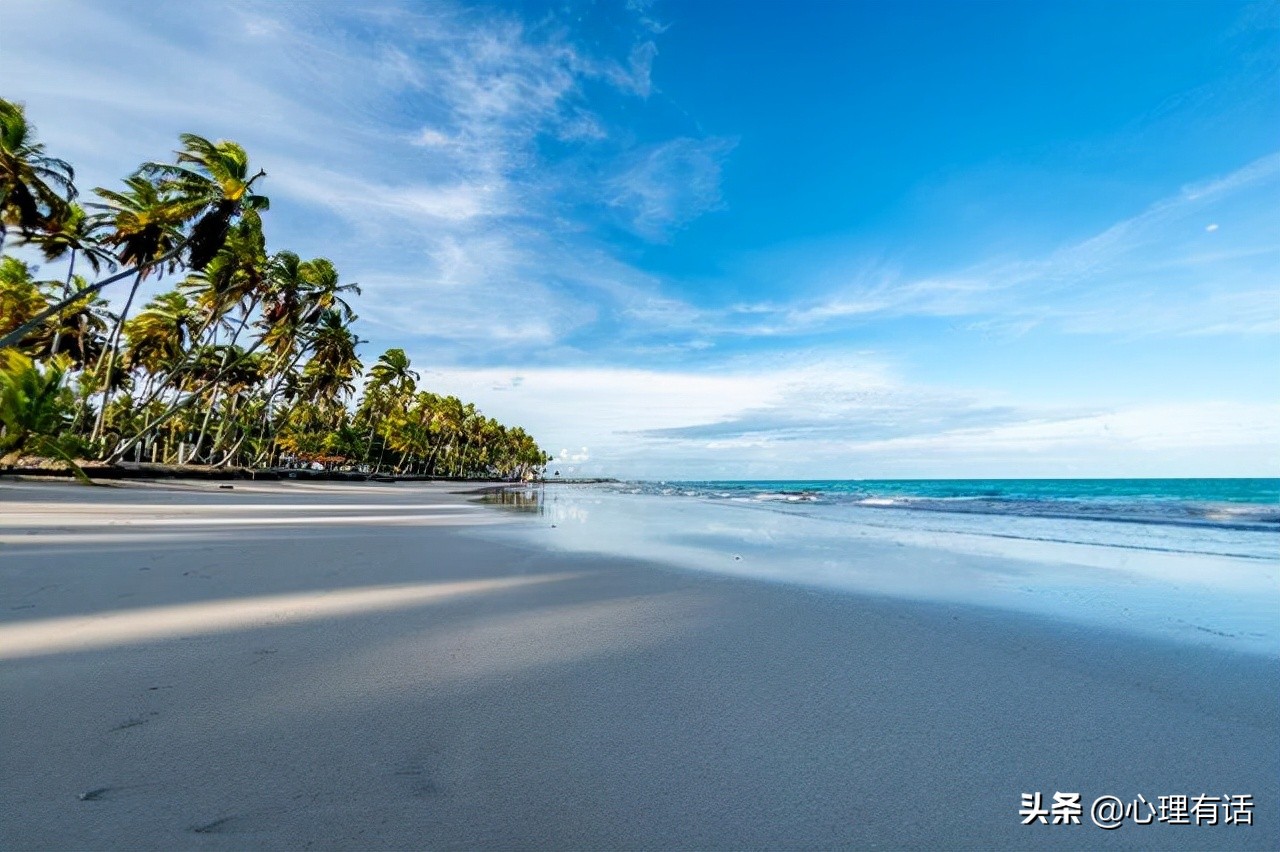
xmin=0 ymin=0 xmax=731 ymax=360
xmin=607 ymin=137 xmax=737 ymax=240
xmin=719 ymin=151 xmax=1280 ymax=339
xmin=626 ymin=0 xmax=672 ymax=36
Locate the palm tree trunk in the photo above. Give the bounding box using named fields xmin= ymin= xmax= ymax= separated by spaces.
xmin=192 ymin=300 xmax=259 ymax=461
xmin=209 ymin=393 xmax=243 ymax=464
xmin=49 ymin=249 xmax=77 ymax=356
xmin=421 ymin=427 xmax=444 ymax=476
xmin=108 ymin=334 xmax=268 ymax=463
xmin=248 ymin=348 xmax=307 ymax=467
xmin=455 ymin=436 xmax=471 ymax=478
xmin=91 ymin=270 xmax=144 ymax=448
xmin=192 ymin=387 xmax=222 ymax=462
xmin=216 ymin=428 xmax=251 ymax=467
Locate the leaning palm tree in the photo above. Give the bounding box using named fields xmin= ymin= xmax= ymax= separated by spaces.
xmin=298 ymin=257 xmax=360 ymax=324
xmin=88 ymin=174 xmax=185 ymax=444
xmin=140 ymin=134 xmax=269 ymax=270
xmin=360 ymin=348 xmax=419 ymax=469
xmin=123 ymin=290 xmax=196 ymax=386
xmin=1 ymin=134 xmax=268 ymax=352
xmin=0 ymin=98 xmax=75 ymax=251
xmin=24 ymin=203 xmax=117 ymax=353
xmin=40 ymin=275 xmax=111 ymax=368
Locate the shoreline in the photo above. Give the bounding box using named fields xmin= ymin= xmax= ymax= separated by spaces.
xmin=2 ymin=479 xmax=1276 ymax=848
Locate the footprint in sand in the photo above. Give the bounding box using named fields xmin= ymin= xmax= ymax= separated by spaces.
xmin=190 ymin=816 xmax=239 ymax=834
xmin=189 ymin=810 xmax=281 ymax=834
xmin=110 ymin=711 xmax=159 ymax=732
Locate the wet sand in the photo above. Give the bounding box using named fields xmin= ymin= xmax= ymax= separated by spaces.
xmin=1 ymin=479 xmax=1276 ymax=849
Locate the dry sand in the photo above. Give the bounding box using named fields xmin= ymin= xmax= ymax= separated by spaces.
xmin=1 ymin=479 xmax=1276 ymax=849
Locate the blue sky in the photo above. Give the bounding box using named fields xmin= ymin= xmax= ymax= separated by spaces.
xmin=3 ymin=0 xmax=1277 ymax=478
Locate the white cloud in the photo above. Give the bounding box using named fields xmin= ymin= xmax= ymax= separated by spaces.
xmin=405 ymin=360 xmax=1280 ymax=479
xmin=833 ymin=403 xmax=1280 ymax=478
xmin=412 ymin=127 xmax=456 ymax=148
xmin=269 ymin=164 xmax=502 ymax=224
xmin=605 ymin=41 xmax=659 ymax=98
xmin=608 ymin=137 xmax=737 ymax=240
xmin=626 ymin=0 xmax=672 ymax=35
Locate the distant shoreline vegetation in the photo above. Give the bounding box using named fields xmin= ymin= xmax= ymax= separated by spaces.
xmin=0 ymin=97 xmax=549 ymax=480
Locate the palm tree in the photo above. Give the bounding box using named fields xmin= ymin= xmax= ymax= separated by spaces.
xmin=181 ymin=213 xmax=268 ymax=460
xmin=301 ymin=309 xmax=362 ymax=406
xmin=367 ymin=348 xmax=418 ymax=396
xmin=25 ymin=201 xmax=115 ymax=271
xmin=1 ymin=108 xmax=552 ymax=478
xmin=24 ymin=203 xmax=117 ymax=354
xmin=298 ymin=257 xmax=360 ymax=323
xmin=255 ymin=253 xmax=355 ymax=396
xmin=259 ymin=251 xmax=307 ymax=356
xmin=0 ymin=135 xmax=268 ymax=351
xmin=452 ymin=401 xmax=478 ymax=477
xmin=0 ymin=98 xmax=75 ymax=251
xmin=140 ymin=134 xmax=268 ymax=270
xmin=124 ymin=290 xmax=196 ymax=378
xmin=361 ymin=348 xmax=418 ymax=469
xmin=41 ymin=275 xmax=111 ymax=368
xmin=249 ymin=252 xmax=329 ymax=465
xmin=89 ymin=174 xmax=185 ymax=444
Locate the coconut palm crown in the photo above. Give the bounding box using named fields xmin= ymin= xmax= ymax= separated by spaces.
xmin=140 ymin=134 xmax=269 ymax=270
xmin=0 ymin=98 xmax=75 ymax=248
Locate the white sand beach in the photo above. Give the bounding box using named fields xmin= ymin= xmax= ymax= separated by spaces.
xmin=1 ymin=479 xmax=1276 ymax=849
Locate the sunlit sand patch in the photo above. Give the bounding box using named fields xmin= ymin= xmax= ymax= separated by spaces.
xmin=0 ymin=573 xmax=582 ymax=659
xmin=0 ymin=512 xmax=496 ymax=529
xmin=0 ymin=502 xmax=480 ymax=522
xmin=255 ymin=591 xmax=715 ymax=713
xmin=0 ymin=531 xmax=244 ymax=553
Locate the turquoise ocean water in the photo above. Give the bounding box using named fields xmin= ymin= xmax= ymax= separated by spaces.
xmin=490 ymin=478 xmax=1279 ymax=652
xmin=624 ymin=478 xmax=1279 ymax=531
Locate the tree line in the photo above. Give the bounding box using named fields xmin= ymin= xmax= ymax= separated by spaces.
xmin=0 ymin=97 xmax=549 ymax=480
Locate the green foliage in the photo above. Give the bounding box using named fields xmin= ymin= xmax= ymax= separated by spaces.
xmin=0 ymin=98 xmax=75 ymax=242
xmin=0 ymin=256 xmax=45 ymax=343
xmin=0 ymin=95 xmax=547 ymax=478
xmin=0 ymin=351 xmax=73 ymax=454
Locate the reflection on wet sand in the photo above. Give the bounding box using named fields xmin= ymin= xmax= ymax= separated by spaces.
xmin=475 ymin=487 xmax=545 ymax=513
